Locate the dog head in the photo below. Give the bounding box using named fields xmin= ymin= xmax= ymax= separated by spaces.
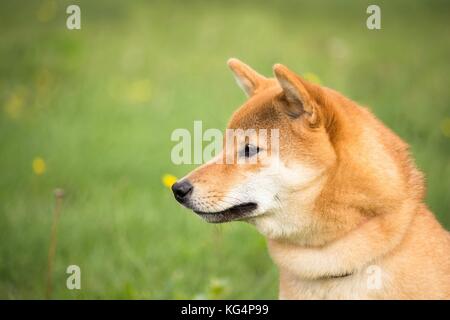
xmin=172 ymin=58 xmax=344 ymax=240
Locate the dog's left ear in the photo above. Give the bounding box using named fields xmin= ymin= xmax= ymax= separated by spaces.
xmin=273 ymin=64 xmax=322 ymax=125
xmin=227 ymin=58 xmax=267 ymax=97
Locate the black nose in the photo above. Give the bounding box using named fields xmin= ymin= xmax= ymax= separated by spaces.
xmin=172 ymin=180 xmax=193 ymax=203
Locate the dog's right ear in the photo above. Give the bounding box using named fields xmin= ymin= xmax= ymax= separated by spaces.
xmin=227 ymin=58 xmax=266 ymax=97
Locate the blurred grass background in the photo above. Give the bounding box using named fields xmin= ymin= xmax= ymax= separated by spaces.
xmin=0 ymin=0 xmax=449 ymax=299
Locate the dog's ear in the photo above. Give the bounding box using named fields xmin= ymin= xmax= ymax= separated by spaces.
xmin=273 ymin=64 xmax=322 ymax=125
xmin=227 ymin=58 xmax=266 ymax=97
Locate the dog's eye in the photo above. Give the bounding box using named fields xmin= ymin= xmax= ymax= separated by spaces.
xmin=241 ymin=144 xmax=260 ymax=158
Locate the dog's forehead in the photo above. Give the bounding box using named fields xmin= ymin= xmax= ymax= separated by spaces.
xmin=228 ymin=85 xmax=283 ymax=130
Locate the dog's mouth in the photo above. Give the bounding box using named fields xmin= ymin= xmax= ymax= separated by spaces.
xmin=193 ymin=202 xmax=258 ymax=223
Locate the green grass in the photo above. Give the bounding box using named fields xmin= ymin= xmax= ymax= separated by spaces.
xmin=0 ymin=0 xmax=449 ymax=299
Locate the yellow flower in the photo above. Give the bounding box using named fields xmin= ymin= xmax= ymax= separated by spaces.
xmin=162 ymin=174 xmax=177 ymax=188
xmin=126 ymin=79 xmax=152 ymax=104
xmin=303 ymin=72 xmax=321 ymax=84
xmin=32 ymin=157 xmax=46 ymax=175
xmin=440 ymin=118 xmax=450 ymax=138
xmin=208 ymin=278 xmax=230 ymax=299
xmin=4 ymin=93 xmax=24 ymax=120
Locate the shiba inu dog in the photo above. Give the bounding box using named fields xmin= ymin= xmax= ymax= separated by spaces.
xmin=172 ymin=58 xmax=450 ymax=299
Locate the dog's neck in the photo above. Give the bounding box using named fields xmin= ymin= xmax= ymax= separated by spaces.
xmin=267 ymin=199 xmax=417 ymax=281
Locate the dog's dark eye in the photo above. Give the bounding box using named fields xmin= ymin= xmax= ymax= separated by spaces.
xmin=241 ymin=144 xmax=260 ymax=158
